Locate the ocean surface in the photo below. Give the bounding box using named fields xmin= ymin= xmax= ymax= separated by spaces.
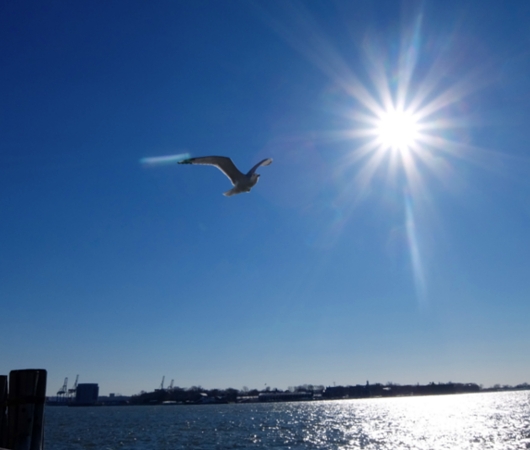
xmin=44 ymin=391 xmax=530 ymax=449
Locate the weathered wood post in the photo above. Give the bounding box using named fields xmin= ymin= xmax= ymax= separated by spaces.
xmin=0 ymin=375 xmax=7 ymax=449
xmin=6 ymin=369 xmax=47 ymax=450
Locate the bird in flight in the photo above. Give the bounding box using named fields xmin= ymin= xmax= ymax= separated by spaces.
xmin=179 ymin=156 xmax=273 ymax=196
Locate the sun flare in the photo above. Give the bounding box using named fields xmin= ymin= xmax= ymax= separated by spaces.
xmin=376 ymin=108 xmax=419 ymax=152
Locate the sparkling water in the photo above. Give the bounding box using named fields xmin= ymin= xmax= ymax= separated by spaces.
xmin=44 ymin=390 xmax=530 ymax=449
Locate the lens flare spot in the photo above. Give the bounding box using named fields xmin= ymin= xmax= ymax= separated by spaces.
xmin=140 ymin=153 xmax=191 ymax=167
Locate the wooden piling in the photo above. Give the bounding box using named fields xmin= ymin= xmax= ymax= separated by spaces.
xmin=0 ymin=375 xmax=7 ymax=449
xmin=29 ymin=372 xmax=46 ymax=450
xmin=6 ymin=369 xmax=47 ymax=450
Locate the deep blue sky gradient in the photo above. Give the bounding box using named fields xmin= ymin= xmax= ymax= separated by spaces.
xmin=2 ymin=0 xmax=530 ymax=395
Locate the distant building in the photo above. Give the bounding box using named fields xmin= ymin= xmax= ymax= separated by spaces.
xmin=98 ymin=394 xmax=130 ymax=406
xmin=75 ymin=383 xmax=99 ymax=406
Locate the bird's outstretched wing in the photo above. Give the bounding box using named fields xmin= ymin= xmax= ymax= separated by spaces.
xmin=246 ymin=158 xmax=273 ymax=176
xmin=179 ymin=156 xmax=244 ymax=185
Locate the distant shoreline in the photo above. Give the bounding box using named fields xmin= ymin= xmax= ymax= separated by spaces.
xmin=46 ymin=382 xmax=530 ymax=407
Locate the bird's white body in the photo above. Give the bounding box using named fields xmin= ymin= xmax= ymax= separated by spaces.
xmin=179 ymin=156 xmax=272 ymax=196
xmin=224 ymin=172 xmax=260 ymax=196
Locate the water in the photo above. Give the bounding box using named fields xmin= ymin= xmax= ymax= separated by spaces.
xmin=44 ymin=391 xmax=530 ymax=449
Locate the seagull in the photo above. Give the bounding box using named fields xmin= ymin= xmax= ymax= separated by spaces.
xmin=179 ymin=156 xmax=273 ymax=196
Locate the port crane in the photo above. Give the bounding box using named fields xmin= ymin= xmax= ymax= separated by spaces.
xmin=57 ymin=377 xmax=68 ymax=402
xmin=68 ymin=375 xmax=79 ymax=399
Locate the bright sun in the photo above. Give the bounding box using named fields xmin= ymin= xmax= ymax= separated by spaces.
xmin=376 ymin=108 xmax=419 ymax=152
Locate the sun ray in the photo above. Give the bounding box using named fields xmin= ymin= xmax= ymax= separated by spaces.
xmin=353 ymin=146 xmax=389 ymax=193
xmin=342 ymin=140 xmax=384 ymax=177
xmin=362 ymin=43 xmax=394 ymax=114
xmin=405 ymin=193 xmax=427 ymax=309
xmin=255 ymin=1 xmax=386 ymax=118
xmin=396 ymin=13 xmax=423 ymax=111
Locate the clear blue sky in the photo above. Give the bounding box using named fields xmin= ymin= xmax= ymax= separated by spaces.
xmin=2 ymin=0 xmax=530 ymax=396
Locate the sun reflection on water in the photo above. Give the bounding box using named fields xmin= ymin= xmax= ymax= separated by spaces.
xmin=292 ymin=391 xmax=530 ymax=449
xmin=44 ymin=391 xmax=530 ymax=449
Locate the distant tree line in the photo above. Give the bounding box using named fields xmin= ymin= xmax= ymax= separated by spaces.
xmin=130 ymin=386 xmax=239 ymax=405
xmin=129 ymin=381 xmax=529 ymax=405
xmin=322 ymin=382 xmax=481 ymax=399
